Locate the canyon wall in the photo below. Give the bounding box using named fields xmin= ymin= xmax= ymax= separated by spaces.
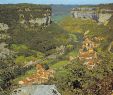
xmin=0 ymin=4 xmax=52 ymax=30
xmin=71 ymin=7 xmax=113 ymax=24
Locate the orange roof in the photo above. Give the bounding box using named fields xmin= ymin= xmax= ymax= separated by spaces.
xmin=87 ymin=60 xmax=94 ymax=65
xmin=80 ymin=52 xmax=90 ymax=58
xmin=36 ymin=64 xmax=43 ymax=69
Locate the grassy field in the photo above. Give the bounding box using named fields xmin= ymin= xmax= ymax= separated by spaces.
xmin=52 ymin=60 xmax=69 ymax=69
xmin=67 ymin=50 xmax=78 ymax=57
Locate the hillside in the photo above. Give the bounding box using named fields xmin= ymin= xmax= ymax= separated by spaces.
xmin=1 ymin=3 xmax=113 ymax=95
xmin=0 ymin=4 xmax=79 ymax=95
xmin=71 ymin=7 xmax=113 ymax=25
xmin=0 ymin=4 xmax=52 ymax=27
xmin=49 ymin=4 xmax=113 ymax=95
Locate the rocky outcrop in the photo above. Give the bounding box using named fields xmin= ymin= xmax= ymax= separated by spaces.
xmin=108 ymin=41 xmax=113 ymax=53
xmin=29 ymin=16 xmax=51 ymax=26
xmin=0 ymin=4 xmax=52 ymax=27
xmin=71 ymin=7 xmax=113 ymax=24
xmin=71 ymin=8 xmax=98 ymax=21
xmin=0 ymin=42 xmax=14 ymax=60
xmin=99 ymin=13 xmax=112 ymax=25
xmin=11 ymin=85 xmax=61 ymax=95
xmin=0 ymin=23 xmax=9 ymax=31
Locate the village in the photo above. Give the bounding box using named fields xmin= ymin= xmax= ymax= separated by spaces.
xmin=78 ymin=31 xmax=103 ymax=69
xmin=18 ymin=64 xmax=54 ymax=85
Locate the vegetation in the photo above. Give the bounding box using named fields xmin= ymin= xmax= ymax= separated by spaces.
xmin=1 ymin=3 xmax=113 ymax=95
xmin=0 ymin=55 xmax=34 ymax=95
xmin=0 ymin=4 xmax=51 ymax=26
xmin=49 ymin=4 xmax=113 ymax=95
xmin=0 ymin=3 xmax=80 ymax=94
xmin=59 ymin=16 xmax=108 ymax=35
xmin=7 ymin=23 xmax=73 ymax=54
xmin=50 ymin=56 xmax=113 ymax=94
xmin=52 ymin=60 xmax=69 ymax=69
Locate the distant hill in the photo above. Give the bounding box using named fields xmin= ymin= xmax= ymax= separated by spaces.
xmin=97 ymin=3 xmax=113 ymax=10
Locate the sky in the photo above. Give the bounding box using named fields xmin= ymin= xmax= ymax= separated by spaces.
xmin=0 ymin=0 xmax=113 ymax=5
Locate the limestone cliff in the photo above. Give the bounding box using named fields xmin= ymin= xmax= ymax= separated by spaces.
xmin=71 ymin=7 xmax=113 ymax=25
xmin=0 ymin=4 xmax=52 ymax=29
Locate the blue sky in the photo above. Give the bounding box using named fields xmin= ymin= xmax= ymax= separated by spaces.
xmin=0 ymin=0 xmax=113 ymax=4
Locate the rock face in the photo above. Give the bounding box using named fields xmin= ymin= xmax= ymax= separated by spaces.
xmin=98 ymin=13 xmax=112 ymax=24
xmin=0 ymin=4 xmax=52 ymax=27
xmin=71 ymin=7 xmax=113 ymax=24
xmin=0 ymin=42 xmax=14 ymax=60
xmin=71 ymin=8 xmax=98 ymax=21
xmin=0 ymin=23 xmax=9 ymax=31
xmin=11 ymin=85 xmax=61 ymax=95
xmin=29 ymin=16 xmax=51 ymax=26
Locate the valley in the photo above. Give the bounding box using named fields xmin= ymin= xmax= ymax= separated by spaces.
xmin=0 ymin=3 xmax=113 ymax=95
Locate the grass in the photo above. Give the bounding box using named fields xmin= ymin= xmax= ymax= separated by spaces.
xmin=59 ymin=16 xmax=108 ymax=40
xmin=52 ymin=60 xmax=69 ymax=69
xmin=52 ymin=60 xmax=70 ymax=78
xmin=55 ymin=69 xmax=69 ymax=78
xmin=67 ymin=50 xmax=79 ymax=57
xmin=12 ymin=68 xmax=36 ymax=84
xmin=59 ymin=16 xmax=98 ymax=33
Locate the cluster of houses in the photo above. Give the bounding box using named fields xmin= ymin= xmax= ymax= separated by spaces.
xmin=19 ymin=64 xmax=54 ymax=85
xmin=78 ymin=37 xmax=98 ymax=69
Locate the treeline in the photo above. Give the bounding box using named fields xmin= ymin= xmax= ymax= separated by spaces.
xmin=0 ymin=3 xmax=51 ymax=9
xmin=98 ymin=3 xmax=113 ymax=10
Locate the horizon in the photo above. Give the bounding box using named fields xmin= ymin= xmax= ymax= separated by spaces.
xmin=0 ymin=0 xmax=113 ymax=5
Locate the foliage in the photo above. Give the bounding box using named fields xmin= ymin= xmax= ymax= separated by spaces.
xmin=13 ymin=67 xmax=36 ymax=84
xmin=1 ymin=3 xmax=113 ymax=95
xmin=59 ymin=16 xmax=108 ymax=37
xmin=7 ymin=23 xmax=73 ymax=55
xmin=50 ymin=4 xmax=113 ymax=95
xmin=0 ymin=55 xmax=34 ymax=93
xmin=11 ymin=44 xmax=29 ymax=52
